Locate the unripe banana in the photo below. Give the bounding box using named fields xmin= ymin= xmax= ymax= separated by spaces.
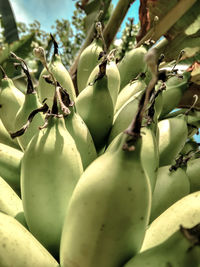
xmin=37 ymin=54 xmax=76 ymax=108
xmin=159 ymin=71 xmax=190 ymax=119
xmin=186 ymin=158 xmax=200 ymax=193
xmin=158 ymin=115 xmax=188 ymax=166
xmin=150 ymin=165 xmax=190 ymax=223
xmin=0 ymin=212 xmax=59 ymax=267
xmin=124 ymin=224 xmax=200 ymax=267
xmin=0 ymin=72 xmax=24 ymax=132
xmin=0 ymin=175 xmax=23 ymax=217
xmin=87 ymin=59 xmax=120 ymax=108
xmin=21 ymin=115 xmax=83 ymax=259
xmin=0 ymin=143 xmax=23 ymax=195
xmin=117 ymin=46 xmax=147 ymax=90
xmin=76 ymin=72 xmax=114 ymax=151
xmin=107 ymin=90 xmax=143 ymax=145
xmin=0 ymin=119 xmax=21 ymax=150
xmin=77 ymin=38 xmax=103 ymax=93
xmin=14 ymin=92 xmax=44 ymax=151
xmin=141 ymin=191 xmax=200 ymax=251
xmin=115 ymin=77 xmax=146 ymax=114
xmin=64 ymin=105 xmax=97 ymax=169
xmin=60 ymin=133 xmax=151 ymax=267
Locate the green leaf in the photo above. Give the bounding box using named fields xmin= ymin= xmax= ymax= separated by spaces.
xmin=0 ymin=0 xmax=19 ymax=43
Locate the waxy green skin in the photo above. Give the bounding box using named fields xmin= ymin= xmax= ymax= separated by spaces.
xmin=117 ymin=46 xmax=147 ymax=91
xmin=115 ymin=78 xmax=146 ymax=114
xmin=141 ymin=191 xmax=200 ymax=252
xmin=0 ymin=175 xmax=23 ymax=217
xmin=124 ymin=227 xmax=200 ymax=267
xmin=0 ymin=78 xmax=24 ymax=132
xmin=159 ymin=72 xmax=190 ymax=119
xmin=0 ymin=143 xmax=23 ymax=196
xmin=60 ymin=135 xmax=151 ymax=267
xmin=150 ymin=165 xmax=190 ymax=223
xmin=186 ymin=158 xmax=200 ymax=193
xmin=77 ymin=39 xmax=103 ymax=93
xmin=76 ymin=75 xmax=114 ymax=151
xmin=15 ymin=92 xmax=44 ymax=151
xmin=0 ymin=212 xmax=59 ymax=267
xmin=158 ymin=115 xmax=188 ymax=167
xmin=37 ymin=54 xmax=76 ymax=108
xmin=87 ymin=60 xmax=120 ymax=109
xmin=21 ymin=116 xmax=83 ymax=259
xmin=0 ymin=119 xmax=21 ymax=150
xmin=107 ymin=91 xmax=143 ymax=145
xmin=64 ymin=106 xmax=97 ymax=170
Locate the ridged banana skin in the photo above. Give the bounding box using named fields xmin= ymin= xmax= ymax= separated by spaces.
xmin=158 ymin=115 xmax=188 ymax=167
xmin=186 ymin=158 xmax=200 ymax=193
xmin=60 ymin=136 xmax=151 ymax=267
xmin=117 ymin=46 xmax=147 ymax=91
xmin=150 ymin=166 xmax=190 ymax=223
xmin=107 ymin=91 xmax=142 ymax=145
xmin=64 ymin=107 xmax=97 ymax=170
xmin=0 ymin=143 xmax=23 ymax=195
xmin=21 ymin=116 xmax=83 ymax=258
xmin=0 ymin=175 xmax=23 ymax=217
xmin=77 ymin=39 xmax=103 ymax=93
xmin=0 ymin=78 xmax=24 ymax=132
xmin=124 ymin=228 xmax=200 ymax=267
xmin=141 ymin=191 xmax=200 ymax=252
xmin=15 ymin=93 xmax=44 ymax=151
xmin=37 ymin=55 xmax=76 ymax=108
xmin=0 ymin=212 xmax=59 ymax=267
xmin=87 ymin=60 xmax=120 ymax=108
xmin=0 ymin=119 xmax=21 ymax=150
xmin=115 ymin=78 xmax=146 ymax=114
xmin=76 ymin=76 xmax=114 ymax=151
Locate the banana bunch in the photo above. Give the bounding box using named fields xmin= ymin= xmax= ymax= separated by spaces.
xmin=1 ymin=31 xmax=200 ymax=267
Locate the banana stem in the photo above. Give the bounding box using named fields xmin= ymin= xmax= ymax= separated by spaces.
xmin=0 ymin=65 xmax=7 ymax=79
xmin=10 ymin=52 xmax=35 ymax=94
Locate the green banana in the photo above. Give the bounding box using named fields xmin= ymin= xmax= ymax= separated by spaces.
xmin=13 ymin=57 xmax=44 ymax=151
xmin=115 ymin=76 xmax=146 ymax=114
xmin=87 ymin=58 xmax=120 ymax=108
xmin=124 ymin=224 xmax=200 ymax=267
xmin=0 ymin=143 xmax=23 ymax=196
xmin=159 ymin=71 xmax=190 ymax=119
xmin=21 ymin=115 xmax=83 ymax=259
xmin=37 ymin=47 xmax=76 ymax=108
xmin=107 ymin=90 xmax=143 ymax=145
xmin=150 ymin=164 xmax=190 ymax=223
xmin=64 ymin=104 xmax=97 ymax=170
xmin=117 ymin=46 xmax=147 ymax=91
xmin=158 ymin=115 xmax=188 ymax=166
xmin=0 ymin=212 xmax=59 ymax=267
xmin=60 ymin=133 xmax=151 ymax=267
xmin=77 ymin=38 xmax=103 ymax=93
xmin=0 ymin=68 xmax=24 ymax=132
xmin=0 ymin=119 xmax=21 ymax=150
xmin=76 ymin=64 xmax=114 ymax=151
xmin=141 ymin=191 xmax=200 ymax=252
xmin=0 ymin=175 xmax=23 ymax=217
xmin=186 ymin=158 xmax=200 ymax=193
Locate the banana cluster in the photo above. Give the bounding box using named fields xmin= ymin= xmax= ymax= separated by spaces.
xmin=0 ymin=35 xmax=200 ymax=267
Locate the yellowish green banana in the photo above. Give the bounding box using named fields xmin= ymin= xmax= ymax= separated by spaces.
xmin=60 ymin=132 xmax=151 ymax=267
xmin=141 ymin=191 xmax=200 ymax=252
xmin=0 ymin=212 xmax=59 ymax=267
xmin=77 ymin=38 xmax=103 ymax=93
xmin=21 ymin=114 xmax=83 ymax=259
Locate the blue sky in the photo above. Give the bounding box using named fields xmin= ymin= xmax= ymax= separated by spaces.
xmin=10 ymin=0 xmax=140 ymax=38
